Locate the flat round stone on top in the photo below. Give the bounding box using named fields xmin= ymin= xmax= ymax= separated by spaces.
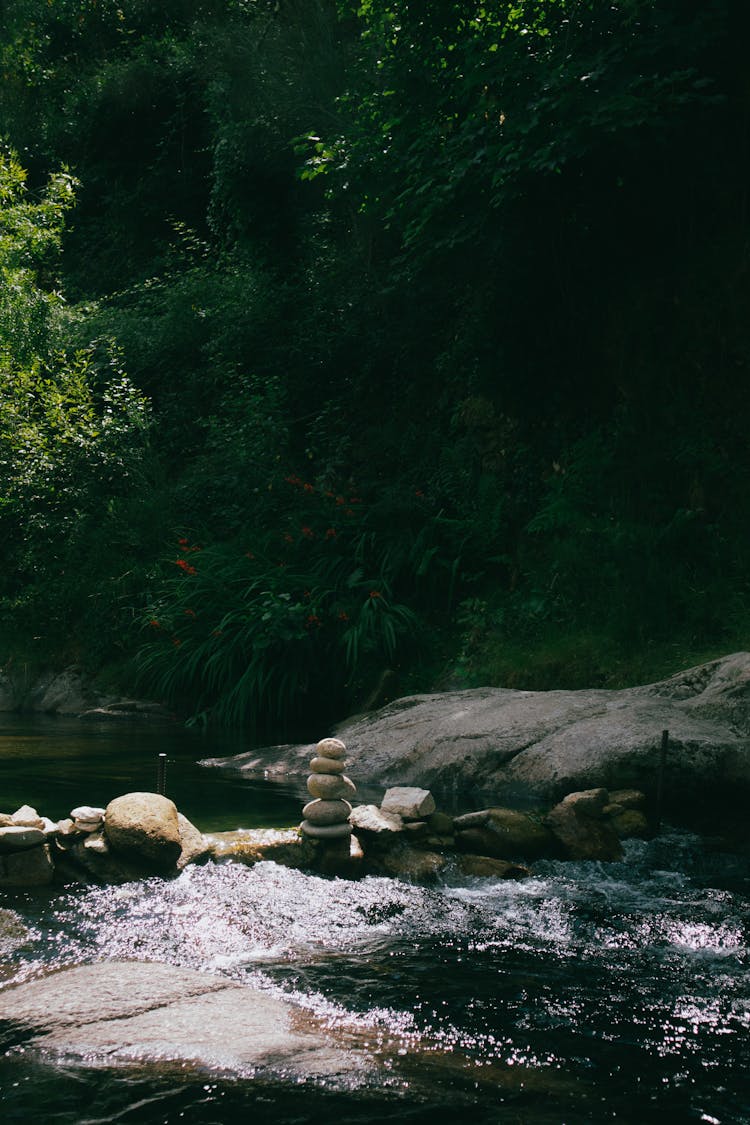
xmin=314 ymin=738 xmax=347 ymax=761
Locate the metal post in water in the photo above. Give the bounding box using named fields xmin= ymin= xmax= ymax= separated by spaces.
xmin=654 ymin=729 xmax=668 ymax=830
xmin=156 ymin=753 xmax=167 ymax=796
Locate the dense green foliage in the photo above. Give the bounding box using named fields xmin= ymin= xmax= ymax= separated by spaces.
xmin=0 ymin=1 xmax=748 ymax=733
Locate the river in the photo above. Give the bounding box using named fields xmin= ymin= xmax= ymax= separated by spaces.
xmin=1 ymin=716 xmax=749 ymax=1123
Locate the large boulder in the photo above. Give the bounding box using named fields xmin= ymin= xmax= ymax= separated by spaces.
xmin=200 ymin=653 xmax=750 ymax=818
xmin=0 ymin=961 xmax=369 ymax=1080
xmin=104 ymin=792 xmax=182 ymax=872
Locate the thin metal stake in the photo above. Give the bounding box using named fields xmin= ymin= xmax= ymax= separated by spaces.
xmin=654 ymin=729 xmax=668 ymax=830
xmin=156 ymin=753 xmax=167 ymax=796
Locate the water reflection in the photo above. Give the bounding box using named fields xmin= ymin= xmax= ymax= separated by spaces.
xmin=0 ymin=714 xmax=302 ymax=832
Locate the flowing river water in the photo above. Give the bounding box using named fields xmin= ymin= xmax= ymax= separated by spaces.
xmin=0 ymin=716 xmax=749 ymax=1123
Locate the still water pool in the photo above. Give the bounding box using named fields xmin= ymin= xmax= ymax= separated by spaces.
xmin=0 ymin=717 xmax=749 ymax=1124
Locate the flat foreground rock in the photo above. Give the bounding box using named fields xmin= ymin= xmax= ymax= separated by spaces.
xmin=0 ymin=961 xmax=367 ymax=1080
xmin=201 ymin=653 xmax=750 ymax=815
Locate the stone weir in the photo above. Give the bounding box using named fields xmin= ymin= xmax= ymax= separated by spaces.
xmin=0 ymin=738 xmax=655 ymax=891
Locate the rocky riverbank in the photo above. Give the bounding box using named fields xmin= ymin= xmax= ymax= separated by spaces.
xmin=201 ymin=652 xmax=750 ymax=825
xmin=0 ymin=760 xmax=651 ymax=891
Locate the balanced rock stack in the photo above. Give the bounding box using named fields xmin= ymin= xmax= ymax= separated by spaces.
xmin=300 ymin=738 xmax=356 ymax=843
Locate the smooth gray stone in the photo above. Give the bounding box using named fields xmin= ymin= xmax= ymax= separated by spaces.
xmin=314 ymin=737 xmax=347 ymax=760
xmin=0 ymin=826 xmax=45 ymax=852
xmin=310 ymin=756 xmax=346 ymax=774
xmin=302 ymin=799 xmax=352 ymax=826
xmin=299 ymin=820 xmax=353 ymax=839
xmin=306 ymin=774 xmax=356 ymax=801
xmin=0 ymin=961 xmax=369 ymax=1080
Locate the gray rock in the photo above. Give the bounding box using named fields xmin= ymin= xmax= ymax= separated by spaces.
xmin=0 ymin=844 xmax=54 ymax=887
xmin=306 ymin=774 xmax=356 ymax=801
xmin=315 ymin=737 xmax=347 ymax=760
xmin=0 ymin=826 xmax=46 ymax=852
xmin=71 ymin=805 xmax=105 ymax=822
xmin=455 ymin=854 xmax=531 ymax=880
xmin=381 ymin=786 xmax=436 ymax=819
xmin=310 ymin=755 xmax=347 ymax=774
xmin=302 ymin=799 xmax=352 ymax=826
xmin=104 ymin=793 xmax=182 ymax=872
xmin=11 ymin=805 xmax=44 ymax=828
xmin=299 ymin=820 xmax=353 ymax=839
xmin=176 ymin=812 xmax=210 ymax=870
xmin=82 ymin=830 xmax=109 ymax=854
xmin=545 ymin=789 xmax=624 ymax=861
xmin=32 ymin=668 xmax=99 ymax=714
xmin=375 ymin=846 xmax=446 ymax=882
xmin=205 ymin=828 xmax=304 ymax=868
xmin=0 ymin=961 xmax=371 ymax=1080
xmin=453 ymin=807 xmax=557 ymax=861
xmin=202 ymin=653 xmax=750 ymax=817
xmin=349 ymin=804 xmax=403 ymax=836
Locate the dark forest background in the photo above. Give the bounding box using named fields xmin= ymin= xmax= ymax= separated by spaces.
xmin=1 ymin=0 xmax=748 ymax=736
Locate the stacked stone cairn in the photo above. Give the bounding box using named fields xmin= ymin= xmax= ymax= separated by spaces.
xmin=300 ymin=738 xmax=356 ymax=856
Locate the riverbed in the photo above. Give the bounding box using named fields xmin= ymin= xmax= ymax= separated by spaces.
xmin=1 ymin=716 xmax=748 ymax=1123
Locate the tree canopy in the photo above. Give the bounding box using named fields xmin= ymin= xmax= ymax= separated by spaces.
xmin=0 ymin=0 xmax=748 ymax=733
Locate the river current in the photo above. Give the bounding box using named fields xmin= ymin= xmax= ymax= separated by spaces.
xmin=0 ymin=717 xmax=748 ymax=1123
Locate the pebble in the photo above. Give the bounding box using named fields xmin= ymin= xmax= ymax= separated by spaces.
xmin=299 ymin=821 xmax=352 ymax=840
xmin=11 ymin=805 xmax=44 ymax=829
xmin=309 ymin=756 xmax=346 ymax=775
xmin=302 ymin=799 xmax=352 ymax=826
xmin=71 ymin=806 xmax=105 ymax=822
xmin=314 ymin=738 xmax=347 ymax=761
xmin=306 ymin=773 xmax=356 ymax=801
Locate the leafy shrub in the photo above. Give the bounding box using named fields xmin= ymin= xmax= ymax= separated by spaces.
xmin=136 ymin=475 xmax=426 ymax=734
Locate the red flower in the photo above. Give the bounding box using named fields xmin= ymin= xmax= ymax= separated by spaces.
xmin=183 ymin=608 xmax=196 ymax=617
xmin=171 ymin=637 xmax=182 ymax=648
xmin=303 ymin=590 xmax=311 ymax=600
xmin=175 ymin=558 xmax=197 ymax=576
xmin=369 ymin=590 xmax=382 ymax=599
xmin=345 ymin=509 xmax=354 ymax=517
xmin=415 ymin=489 xmax=425 ymax=498
xmin=283 ymin=533 xmax=294 ymax=543
xmin=338 ymin=611 xmax=349 ymax=622
xmin=244 ymin=551 xmax=255 ymax=559
xmin=178 ymin=537 xmax=189 ymax=549
xmin=301 ymin=526 xmax=314 ymax=539
xmin=211 ymin=629 xmax=223 ymax=637
xmin=325 ymin=528 xmax=337 ymax=540
xmin=305 ymin=613 xmax=321 ymax=629
xmin=335 ymin=496 xmax=345 ymax=506
xmin=303 ymin=483 xmax=314 ymax=494
xmin=148 ymin=619 xmax=161 ymax=629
